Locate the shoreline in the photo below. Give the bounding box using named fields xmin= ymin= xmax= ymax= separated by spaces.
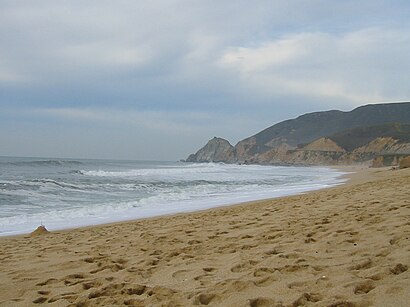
xmin=0 ymin=165 xmax=370 ymax=240
xmin=0 ymin=166 xmax=390 ymax=241
xmin=0 ymin=166 xmax=409 ymax=306
xmin=51 ymin=166 xmax=362 ymax=234
xmin=0 ymin=165 xmax=348 ymax=238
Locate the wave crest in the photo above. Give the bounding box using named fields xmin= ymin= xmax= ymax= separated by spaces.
xmin=9 ymin=160 xmax=83 ymax=167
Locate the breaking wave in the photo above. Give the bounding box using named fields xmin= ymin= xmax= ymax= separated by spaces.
xmin=0 ymin=158 xmax=347 ymax=236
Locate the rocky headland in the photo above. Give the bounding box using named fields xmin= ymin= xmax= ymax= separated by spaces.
xmin=186 ymin=102 xmax=410 ymax=166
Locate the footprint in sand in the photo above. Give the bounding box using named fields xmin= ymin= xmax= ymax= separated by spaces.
xmin=47 ymin=292 xmax=78 ymax=304
xmin=32 ymin=297 xmax=48 ymax=304
xmin=390 ymin=263 xmax=408 ymax=275
xmin=82 ymin=280 xmax=103 ymax=290
xmin=254 ymin=276 xmax=277 ymax=287
xmin=88 ymin=282 xmax=125 ymax=299
xmin=248 ymin=297 xmax=276 ymax=307
xmin=354 ymin=280 xmax=375 ymax=294
xmin=172 ymin=269 xmax=191 ymax=281
xmin=36 ymin=278 xmax=58 ymax=286
xmin=192 ymin=293 xmax=212 ymax=305
xmin=350 ymin=259 xmax=372 ymax=271
xmin=202 ymin=267 xmax=216 ymax=273
xmin=231 ymin=260 xmax=259 ymax=273
xmin=118 ymin=284 xmax=148 ymax=297
xmin=253 ymin=267 xmax=274 ymax=277
xmin=292 ymin=292 xmax=322 ymax=306
xmin=63 ymin=273 xmax=86 ymax=285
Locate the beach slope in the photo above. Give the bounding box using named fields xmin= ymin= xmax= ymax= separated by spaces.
xmin=0 ymin=168 xmax=409 ymax=306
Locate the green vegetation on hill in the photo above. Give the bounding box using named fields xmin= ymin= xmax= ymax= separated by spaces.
xmin=328 ymin=123 xmax=410 ymax=152
xmin=249 ymin=102 xmax=410 ymax=147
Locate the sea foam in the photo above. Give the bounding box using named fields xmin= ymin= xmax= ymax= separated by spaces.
xmin=0 ymin=158 xmax=347 ymax=236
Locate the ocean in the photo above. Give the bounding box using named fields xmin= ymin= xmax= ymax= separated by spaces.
xmin=0 ymin=156 xmax=347 ymax=236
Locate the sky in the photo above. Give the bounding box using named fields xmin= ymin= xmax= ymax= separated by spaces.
xmin=1 ymin=1 xmax=410 ymax=160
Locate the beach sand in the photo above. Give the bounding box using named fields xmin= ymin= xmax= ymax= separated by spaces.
xmin=0 ymin=167 xmax=409 ymax=306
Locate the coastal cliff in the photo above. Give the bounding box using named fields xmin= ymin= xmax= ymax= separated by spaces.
xmin=186 ymin=102 xmax=410 ymax=166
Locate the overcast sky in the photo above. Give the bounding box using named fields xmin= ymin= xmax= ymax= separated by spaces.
xmin=1 ymin=1 xmax=409 ymax=160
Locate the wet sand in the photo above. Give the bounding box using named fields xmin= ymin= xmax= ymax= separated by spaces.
xmin=0 ymin=167 xmax=409 ymax=306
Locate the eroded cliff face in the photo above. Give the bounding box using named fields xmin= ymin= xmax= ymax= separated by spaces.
xmin=399 ymin=156 xmax=410 ymax=168
xmin=235 ymin=137 xmax=294 ymax=163
xmin=353 ymin=137 xmax=410 ymax=155
xmin=301 ymin=138 xmax=345 ymax=152
xmin=186 ymin=137 xmax=236 ymax=163
xmin=269 ymin=137 xmax=410 ymax=166
xmin=235 ymin=137 xmax=262 ymax=163
xmin=187 ymin=136 xmax=410 ymax=166
xmin=372 ymin=155 xmax=410 ymax=168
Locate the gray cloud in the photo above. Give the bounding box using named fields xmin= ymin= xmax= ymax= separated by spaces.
xmin=0 ymin=1 xmax=409 ymax=159
xmin=219 ymin=28 xmax=410 ymax=105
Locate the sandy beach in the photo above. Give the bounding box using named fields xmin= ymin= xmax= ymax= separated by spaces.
xmin=0 ymin=167 xmax=409 ymax=307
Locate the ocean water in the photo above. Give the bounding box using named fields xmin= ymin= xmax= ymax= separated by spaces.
xmin=0 ymin=157 xmax=347 ymax=236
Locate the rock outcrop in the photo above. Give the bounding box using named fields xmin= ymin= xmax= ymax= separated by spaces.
xmin=30 ymin=225 xmax=49 ymax=237
xmin=399 ymin=156 xmax=410 ymax=169
xmin=372 ymin=154 xmax=410 ymax=168
xmin=353 ymin=137 xmax=410 ymax=155
xmin=186 ymin=137 xmax=236 ymax=163
xmin=300 ymin=138 xmax=345 ymax=152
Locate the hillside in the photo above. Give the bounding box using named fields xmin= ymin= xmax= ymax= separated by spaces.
xmin=328 ymin=123 xmax=410 ymax=152
xmin=235 ymin=102 xmax=410 ymax=161
xmin=186 ymin=102 xmax=410 ymax=165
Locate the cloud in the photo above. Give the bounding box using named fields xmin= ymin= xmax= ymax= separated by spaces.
xmin=0 ymin=1 xmax=410 ymax=159
xmin=0 ymin=71 xmax=26 ymax=83
xmin=1 ymin=2 xmax=409 ymax=107
xmin=218 ymin=28 xmax=410 ymax=104
xmin=57 ymin=43 xmax=152 ymax=68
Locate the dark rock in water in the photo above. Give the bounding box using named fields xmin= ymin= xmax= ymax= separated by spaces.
xmin=30 ymin=225 xmax=50 ymax=236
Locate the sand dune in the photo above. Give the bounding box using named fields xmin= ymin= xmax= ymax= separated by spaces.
xmin=0 ymin=167 xmax=409 ymax=306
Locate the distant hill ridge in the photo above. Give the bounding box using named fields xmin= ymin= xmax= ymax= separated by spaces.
xmin=186 ymin=102 xmax=410 ymax=165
